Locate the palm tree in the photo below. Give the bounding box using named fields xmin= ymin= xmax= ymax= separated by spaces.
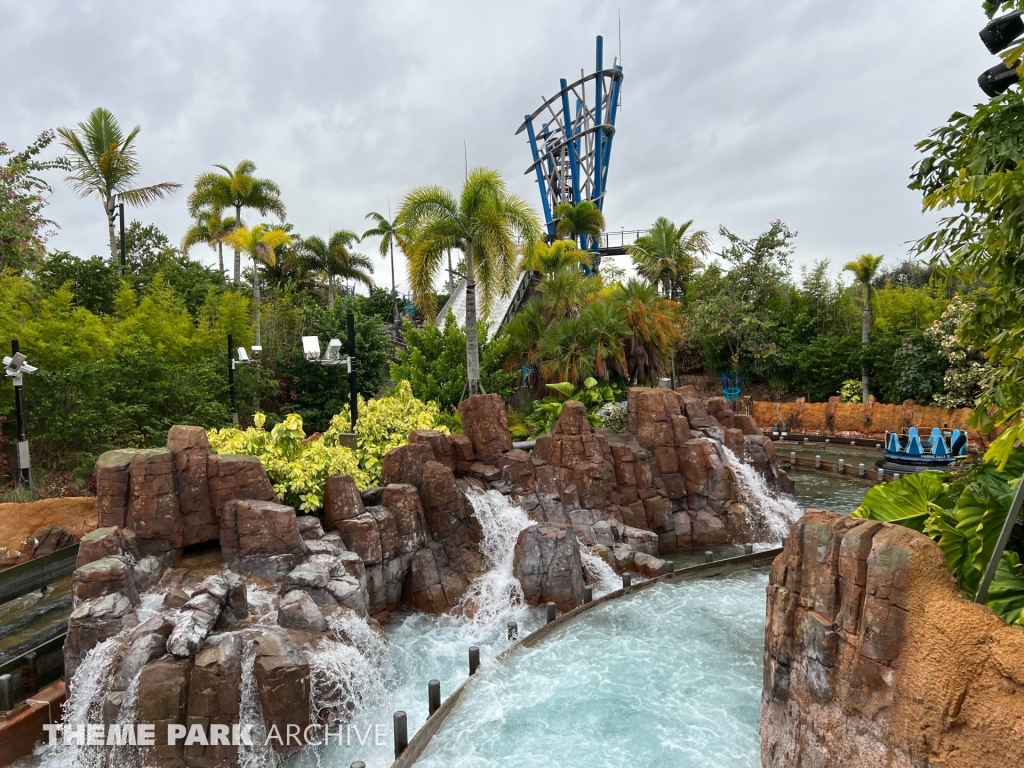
xmin=299 ymin=231 xmax=374 ymax=308
xmin=188 ymin=160 xmax=286 ymax=286
xmin=580 ymin=299 xmax=627 ymax=381
xmin=536 ymin=267 xmax=601 ymax=321
xmin=520 ymin=239 xmax=593 ymax=274
xmin=537 ymin=316 xmax=598 ymax=384
xmin=398 ymin=167 xmax=541 ymax=395
xmin=553 ymin=200 xmax=605 ymax=245
xmin=844 ymin=253 xmax=885 ymax=402
xmin=626 ymin=217 xmax=710 ymax=299
xmin=182 ymin=209 xmax=236 ymax=277
xmin=363 ymin=211 xmax=407 ymax=323
xmin=57 ymin=108 xmax=181 ymax=263
xmin=223 ymin=224 xmax=292 ymax=345
xmin=612 ymin=279 xmax=682 ymax=385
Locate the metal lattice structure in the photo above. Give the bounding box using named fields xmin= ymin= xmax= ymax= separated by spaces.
xmin=516 ymin=36 xmax=624 ymax=241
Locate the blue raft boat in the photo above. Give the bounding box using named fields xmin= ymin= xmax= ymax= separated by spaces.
xmin=877 ymin=426 xmax=969 ymax=475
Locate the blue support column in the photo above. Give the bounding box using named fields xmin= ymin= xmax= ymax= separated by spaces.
xmin=593 ymin=36 xmax=604 ymax=204
xmin=599 ymin=66 xmax=624 ymax=210
xmin=559 ymin=79 xmax=581 ymax=205
xmin=524 ymin=116 xmax=554 ymax=235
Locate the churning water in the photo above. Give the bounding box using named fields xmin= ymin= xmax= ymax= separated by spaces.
xmin=721 ymin=447 xmax=804 ymax=544
xmin=414 ymin=570 xmax=770 ymax=768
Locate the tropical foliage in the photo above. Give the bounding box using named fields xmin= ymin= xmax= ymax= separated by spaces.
xmin=508 ymin=377 xmax=625 ymax=439
xmin=853 ymin=449 xmax=1024 ymax=625
xmin=626 ymin=216 xmax=709 ymax=299
xmin=0 ymin=131 xmax=68 ymax=272
xmin=208 ymin=412 xmax=366 ymax=511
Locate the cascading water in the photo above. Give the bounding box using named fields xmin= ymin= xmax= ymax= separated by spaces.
xmin=455 ymin=490 xmax=534 ymax=625
xmin=721 ymin=446 xmax=803 ymax=543
xmin=578 ymin=542 xmax=621 ymax=597
xmin=239 ymin=640 xmax=279 ymax=768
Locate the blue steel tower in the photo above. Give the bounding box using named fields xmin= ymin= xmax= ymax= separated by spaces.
xmin=516 ymin=36 xmax=624 ymax=260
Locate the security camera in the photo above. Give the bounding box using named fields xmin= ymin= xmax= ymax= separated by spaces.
xmin=302 ymin=336 xmax=322 ymax=361
xmin=3 ymin=353 xmax=37 ymax=377
xmin=237 ymin=347 xmax=249 ymax=363
xmin=251 ymin=345 xmax=263 ymax=360
xmin=326 ymin=338 xmax=343 ymax=361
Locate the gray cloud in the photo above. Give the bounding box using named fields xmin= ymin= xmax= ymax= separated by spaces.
xmin=1 ymin=0 xmax=994 ymax=291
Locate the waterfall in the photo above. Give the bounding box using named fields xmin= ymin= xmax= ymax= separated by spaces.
xmin=720 ymin=446 xmax=803 ymax=543
xmin=309 ymin=611 xmax=392 ymax=727
xmin=238 ymin=640 xmax=279 ymax=768
xmin=578 ymin=543 xmax=620 ymax=597
xmin=456 ymin=490 xmax=533 ymax=626
xmin=38 ymin=637 xmax=120 ymax=768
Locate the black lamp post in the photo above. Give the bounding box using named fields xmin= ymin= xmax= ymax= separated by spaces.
xmin=5 ymin=340 xmax=37 ymax=487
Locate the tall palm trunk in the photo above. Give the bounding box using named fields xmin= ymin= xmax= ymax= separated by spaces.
xmin=253 ymin=255 xmax=262 ymax=347
xmin=217 ymin=242 xmax=224 ymax=278
xmin=327 ymin=276 xmax=335 ymax=310
xmin=106 ymin=195 xmax=118 ymax=263
xmin=390 ymin=240 xmax=399 ymax=324
xmin=861 ymin=282 xmax=871 ymax=403
xmin=465 ymin=241 xmax=482 ymax=395
xmin=234 ymin=203 xmax=242 ymax=286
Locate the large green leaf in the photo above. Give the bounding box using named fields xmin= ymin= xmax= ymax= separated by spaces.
xmin=983 ymin=551 xmax=1024 ymax=626
xmin=852 ymin=471 xmax=950 ymax=533
xmin=924 ymin=507 xmax=970 ymax=589
xmin=954 ymin=450 xmax=1024 ymax=593
xmin=545 ymin=381 xmax=577 ymax=397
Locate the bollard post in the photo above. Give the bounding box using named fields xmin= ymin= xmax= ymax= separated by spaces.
xmin=838 ymin=458 xmax=845 ymax=474
xmin=705 ymin=551 xmax=713 ymax=563
xmin=546 ymin=602 xmax=557 ymax=624
xmin=815 ymin=455 xmax=821 ymax=469
xmin=351 ymin=763 xmax=366 ymax=768
xmin=428 ymin=679 xmax=441 ymax=716
xmin=583 ymin=586 xmax=593 ymax=603
xmin=664 ymin=561 xmax=675 ymax=573
xmin=23 ymin=651 xmax=38 ymax=695
xmin=507 ymin=621 xmax=518 ymax=641
xmin=804 ymin=437 xmax=809 ymax=445
xmin=622 ymin=573 xmax=632 ymax=588
xmin=851 ymin=440 xmax=856 ymax=446
xmin=744 ymin=543 xmax=753 ymax=555
xmin=894 ymin=473 xmax=901 ymax=481
xmin=469 ymin=646 xmax=480 ymax=676
xmin=790 ymin=451 xmax=796 ymax=466
xmin=858 ymin=463 xmax=865 ymax=478
xmin=825 ymin=438 xmax=830 ymax=444
xmin=393 ymin=712 xmax=408 ymax=759
xmin=0 ymin=673 xmax=12 ymax=712
xmin=876 ymin=443 xmax=882 ymax=449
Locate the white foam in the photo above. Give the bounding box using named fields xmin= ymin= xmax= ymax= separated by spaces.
xmin=721 ymin=446 xmax=803 ymax=544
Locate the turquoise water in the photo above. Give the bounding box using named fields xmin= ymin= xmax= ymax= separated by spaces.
xmin=414 ymin=571 xmax=768 ymax=768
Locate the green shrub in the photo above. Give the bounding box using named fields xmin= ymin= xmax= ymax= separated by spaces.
xmin=839 ymin=379 xmax=862 ymax=403
xmin=208 ymin=412 xmax=367 ymax=511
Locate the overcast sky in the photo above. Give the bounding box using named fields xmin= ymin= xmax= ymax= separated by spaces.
xmin=1 ymin=0 xmax=994 ymax=293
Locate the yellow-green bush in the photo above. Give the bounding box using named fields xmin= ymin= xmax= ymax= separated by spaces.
xmin=324 ymin=380 xmax=449 ymax=485
xmin=208 ymin=412 xmax=367 ymax=512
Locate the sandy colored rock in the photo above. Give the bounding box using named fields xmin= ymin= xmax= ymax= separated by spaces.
xmin=761 ymin=509 xmax=1024 ymax=768
xmin=0 ymin=496 xmax=97 ymax=568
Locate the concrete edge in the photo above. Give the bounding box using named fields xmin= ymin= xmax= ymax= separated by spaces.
xmin=391 ymin=546 xmax=782 ymax=767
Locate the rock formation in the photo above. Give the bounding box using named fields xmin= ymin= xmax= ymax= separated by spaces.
xmin=761 ymin=509 xmax=1024 ymax=767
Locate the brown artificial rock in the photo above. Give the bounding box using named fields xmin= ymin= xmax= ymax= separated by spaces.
xmin=409 ymin=429 xmax=456 ymax=469
xmin=167 ymin=425 xmax=217 ymax=547
xmin=449 ymin=434 xmax=475 ymax=462
xmin=512 ymin=523 xmax=584 ymax=612
xmin=126 ymin=448 xmax=183 ymax=562
xmin=75 ymin=526 xmax=140 ymax=568
xmin=383 ymin=483 xmax=428 ymax=553
xmin=278 ymin=590 xmax=328 ymax=632
xmin=30 ymin=526 xmax=78 ymax=558
xmin=761 ymin=509 xmax=1024 ymax=768
xmin=457 ymin=394 xmax=512 ymax=461
xmin=219 ymin=499 xmax=304 ymax=577
xmin=64 ymin=593 xmax=138 ymax=679
xmin=71 ymin=555 xmax=139 ymax=607
xmin=380 ymin=442 xmax=435 ymax=487
xmin=135 ymin=657 xmax=193 ymax=766
xmin=633 ymin=552 xmax=671 ymax=578
xmin=724 ymin=428 xmax=745 ymax=459
xmin=207 ymin=454 xmax=278 ymax=519
xmin=253 ymin=631 xmax=311 ymax=757
xmin=337 ymin=512 xmax=382 ymax=565
xmin=185 ymin=632 xmax=243 ymax=768
xmin=96 ymin=449 xmax=137 ymax=529
xmin=323 ymin=475 xmax=365 ymax=530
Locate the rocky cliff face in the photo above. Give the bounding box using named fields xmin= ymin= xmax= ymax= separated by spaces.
xmin=761 ymin=509 xmax=1024 ymax=768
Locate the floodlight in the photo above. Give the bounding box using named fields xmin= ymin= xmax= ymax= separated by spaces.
xmin=3 ymin=353 xmax=36 ymax=377
xmin=251 ymin=345 xmax=263 ymax=360
xmin=302 ymin=336 xmax=322 ymax=361
xmin=979 ymin=59 xmax=1020 ymax=96
xmin=980 ymin=11 xmax=1024 ymax=54
xmin=326 ymin=338 xmax=343 ymax=361
xmin=237 ymin=347 xmax=249 ymax=363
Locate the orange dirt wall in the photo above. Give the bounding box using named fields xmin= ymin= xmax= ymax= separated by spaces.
xmin=752 ymin=400 xmax=979 ymax=441
xmin=0 ymin=497 xmax=97 ymax=568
